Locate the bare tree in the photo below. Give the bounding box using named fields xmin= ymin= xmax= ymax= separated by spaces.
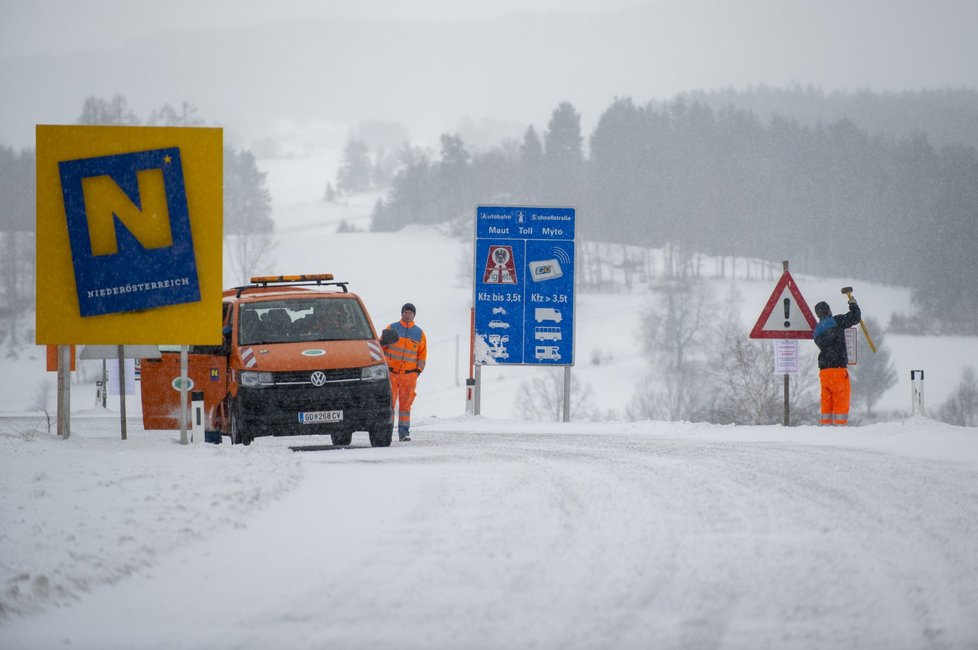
xmin=225 ymin=233 xmax=277 ymax=285
xmin=78 ymin=94 xmax=140 ymax=125
xmin=937 ymin=366 xmax=978 ymax=427
xmin=515 ymin=369 xmax=601 ymax=422
xmin=147 ymin=101 xmax=202 ymax=127
xmin=705 ymin=319 xmax=819 ymax=425
xmin=630 ymin=277 xmax=714 ymax=421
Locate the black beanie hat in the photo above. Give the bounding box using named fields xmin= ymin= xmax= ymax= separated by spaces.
xmin=814 ymin=301 xmax=831 ymax=318
xmin=401 ymin=303 xmax=416 ymax=314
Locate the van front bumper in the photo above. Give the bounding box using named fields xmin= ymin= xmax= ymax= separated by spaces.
xmin=234 ymin=379 xmax=391 ymax=436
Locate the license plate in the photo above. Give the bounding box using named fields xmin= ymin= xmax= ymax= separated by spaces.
xmin=298 ymin=410 xmax=343 ymax=424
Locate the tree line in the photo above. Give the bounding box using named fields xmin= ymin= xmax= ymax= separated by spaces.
xmin=368 ymin=91 xmax=978 ymax=335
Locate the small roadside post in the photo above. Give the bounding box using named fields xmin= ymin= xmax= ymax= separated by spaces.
xmin=911 ymin=370 xmax=925 ymax=415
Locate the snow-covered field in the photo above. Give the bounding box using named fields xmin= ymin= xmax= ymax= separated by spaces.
xmin=2 ymin=151 xmax=978 ymax=649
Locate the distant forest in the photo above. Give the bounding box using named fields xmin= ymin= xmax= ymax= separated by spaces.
xmin=368 ymin=88 xmax=978 ymax=334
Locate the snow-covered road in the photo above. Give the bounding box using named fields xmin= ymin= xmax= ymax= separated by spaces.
xmin=4 ymin=422 xmax=978 ymax=649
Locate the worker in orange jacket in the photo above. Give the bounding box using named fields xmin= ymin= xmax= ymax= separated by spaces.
xmin=383 ymin=303 xmax=427 ymax=442
xmin=812 ymin=298 xmax=861 ymax=425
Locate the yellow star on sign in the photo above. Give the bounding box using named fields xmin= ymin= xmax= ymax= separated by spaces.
xmin=163 ymin=155 xmax=172 ymax=164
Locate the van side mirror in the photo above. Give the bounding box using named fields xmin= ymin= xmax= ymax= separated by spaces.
xmin=380 ymin=328 xmax=399 ymax=347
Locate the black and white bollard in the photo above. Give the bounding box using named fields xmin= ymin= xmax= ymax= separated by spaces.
xmin=910 ymin=370 xmax=925 ymax=416
xmin=465 ymin=378 xmax=476 ymax=415
xmin=191 ymin=390 xmax=205 ymax=443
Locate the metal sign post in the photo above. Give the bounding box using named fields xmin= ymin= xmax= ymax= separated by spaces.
xmin=773 ymin=339 xmax=799 ymax=426
xmin=57 ymin=345 xmax=71 ymax=439
xmin=180 ymin=346 xmax=189 ymax=445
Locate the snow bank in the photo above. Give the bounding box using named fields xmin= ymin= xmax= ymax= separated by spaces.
xmin=0 ymin=418 xmax=302 ymax=619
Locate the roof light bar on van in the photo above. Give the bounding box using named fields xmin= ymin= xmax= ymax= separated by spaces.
xmin=234 ymin=274 xmax=350 ymax=297
xmin=250 ymin=274 xmax=335 ymax=285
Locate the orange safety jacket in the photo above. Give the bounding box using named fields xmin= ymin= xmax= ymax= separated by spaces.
xmin=384 ymin=320 xmax=427 ymax=374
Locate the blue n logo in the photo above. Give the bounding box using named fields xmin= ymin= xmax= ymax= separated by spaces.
xmin=59 ymin=148 xmax=201 ymax=316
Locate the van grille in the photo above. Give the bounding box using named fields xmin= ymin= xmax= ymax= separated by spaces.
xmin=272 ymin=368 xmax=362 ymax=385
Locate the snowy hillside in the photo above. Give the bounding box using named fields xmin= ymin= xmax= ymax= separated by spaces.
xmin=4 ymin=151 xmax=976 ymax=423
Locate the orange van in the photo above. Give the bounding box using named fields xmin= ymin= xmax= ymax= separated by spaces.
xmin=140 ymin=274 xmax=395 ymax=446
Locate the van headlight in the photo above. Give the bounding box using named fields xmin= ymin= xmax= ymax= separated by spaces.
xmin=361 ymin=364 xmax=388 ymax=382
xmin=240 ymin=371 xmax=274 ymax=387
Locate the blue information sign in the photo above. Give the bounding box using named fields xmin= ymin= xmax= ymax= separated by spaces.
xmin=474 ymin=206 xmax=575 ymax=366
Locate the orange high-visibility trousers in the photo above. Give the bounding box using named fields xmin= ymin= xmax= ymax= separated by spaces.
xmin=819 ymin=367 xmax=851 ymax=425
xmin=390 ymin=371 xmax=419 ymax=434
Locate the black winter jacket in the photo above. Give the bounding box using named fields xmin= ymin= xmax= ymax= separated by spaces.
xmin=813 ymin=302 xmax=861 ymax=369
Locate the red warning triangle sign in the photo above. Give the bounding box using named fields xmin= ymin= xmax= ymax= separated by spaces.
xmin=749 ymin=271 xmax=817 ymax=339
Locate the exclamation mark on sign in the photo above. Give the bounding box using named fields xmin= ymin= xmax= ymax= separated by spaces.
xmin=783 ymin=298 xmax=791 ymax=328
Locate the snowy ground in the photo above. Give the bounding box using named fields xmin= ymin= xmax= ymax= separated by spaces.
xmin=2 ymin=416 xmax=978 ymax=649
xmin=3 ymin=151 xmax=978 ymax=649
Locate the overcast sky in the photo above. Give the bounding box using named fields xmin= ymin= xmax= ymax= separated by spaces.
xmin=2 ymin=0 xmax=977 ymax=151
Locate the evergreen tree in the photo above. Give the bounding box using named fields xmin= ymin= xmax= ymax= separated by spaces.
xmin=434 ymin=133 xmax=471 ymax=223
xmin=336 ymin=139 xmax=372 ymax=194
xmin=518 ymin=126 xmax=545 ymax=201
xmin=850 ymin=318 xmax=898 ymax=418
xmin=371 ymin=147 xmax=432 ymax=232
xmin=0 ymin=146 xmax=34 ymax=231
xmin=224 ymin=147 xmax=273 ymax=235
xmin=0 ymin=148 xmax=34 ymax=341
xmin=224 ymin=146 xmax=275 ymax=283
xmin=542 ymin=102 xmax=584 ymax=205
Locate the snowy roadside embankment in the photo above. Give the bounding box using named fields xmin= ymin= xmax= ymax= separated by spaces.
xmin=0 ymin=417 xmax=302 ymax=619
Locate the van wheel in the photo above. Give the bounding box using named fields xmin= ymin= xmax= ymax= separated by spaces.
xmin=230 ymin=402 xmax=252 ymax=446
xmin=330 ymin=431 xmax=353 ymax=446
xmin=368 ymin=422 xmax=393 ymax=448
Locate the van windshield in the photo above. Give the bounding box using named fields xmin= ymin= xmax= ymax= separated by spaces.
xmin=238 ymin=298 xmax=373 ymax=345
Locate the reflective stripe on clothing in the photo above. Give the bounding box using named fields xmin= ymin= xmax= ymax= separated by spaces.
xmin=384 ymin=320 xmax=427 ymax=374
xmin=819 ymin=367 xmax=851 ymax=426
xmin=390 ymin=371 xmax=418 ymax=432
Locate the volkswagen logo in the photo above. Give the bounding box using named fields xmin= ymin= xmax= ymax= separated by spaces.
xmin=310 ymin=371 xmax=327 ymax=387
